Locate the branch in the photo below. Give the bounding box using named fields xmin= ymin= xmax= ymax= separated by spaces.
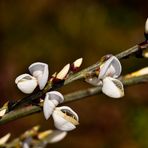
xmin=0 ymin=41 xmax=147 ymax=125
xmin=0 ymin=74 xmax=148 ymax=125
xmin=9 ymin=42 xmax=148 ymax=110
xmin=3 ymin=125 xmax=66 ymax=148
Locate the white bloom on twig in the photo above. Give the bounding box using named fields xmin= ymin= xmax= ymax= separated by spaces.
xmin=86 ymin=55 xmax=124 ymax=98
xmin=43 ymin=91 xmax=64 ymax=120
xmin=29 ymin=62 xmax=49 ymax=90
xmin=52 ymin=106 xmax=79 ymax=131
xmin=15 ymin=74 xmax=38 ymax=94
xmin=15 ymin=62 xmax=49 ymax=94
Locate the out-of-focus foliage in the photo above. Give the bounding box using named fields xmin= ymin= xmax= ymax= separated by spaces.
xmin=0 ymin=0 xmax=148 ymax=147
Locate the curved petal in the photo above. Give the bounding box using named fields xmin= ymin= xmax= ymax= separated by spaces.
xmin=48 ymin=130 xmax=67 ymax=143
xmin=99 ymin=56 xmax=122 ymax=79
xmin=29 ymin=62 xmax=49 ymax=90
xmin=52 ymin=106 xmax=79 ymax=131
xmin=15 ymin=74 xmax=38 ymax=94
xmin=43 ymin=96 xmax=55 ymax=120
xmin=102 ymin=77 xmax=124 ymax=98
xmin=38 ymin=130 xmax=67 ymax=143
xmin=46 ymin=91 xmax=64 ymax=104
xmin=43 ymin=91 xmax=64 ymax=120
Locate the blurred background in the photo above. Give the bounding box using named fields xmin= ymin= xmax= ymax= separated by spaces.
xmin=0 ymin=0 xmax=148 ymax=147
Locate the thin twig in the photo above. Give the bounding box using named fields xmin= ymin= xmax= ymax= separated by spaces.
xmin=0 ymin=74 xmax=148 ymax=125
xmin=9 ymin=42 xmax=148 ymax=111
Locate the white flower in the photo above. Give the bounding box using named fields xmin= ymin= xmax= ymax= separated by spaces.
xmin=102 ymin=77 xmax=124 ymax=98
xmin=98 ymin=56 xmax=121 ymax=79
xmin=52 ymin=106 xmax=79 ymax=131
xmin=15 ymin=62 xmax=49 ymax=94
xmin=15 ymin=74 xmax=38 ymax=94
xmin=86 ymin=55 xmax=124 ymax=98
xmin=29 ymin=62 xmax=49 ymax=90
xmin=43 ymin=91 xmax=64 ymax=120
xmin=43 ymin=91 xmax=79 ymax=131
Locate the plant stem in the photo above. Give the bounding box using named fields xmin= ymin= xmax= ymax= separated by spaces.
xmin=0 ymin=74 xmax=148 ymax=125
xmin=9 ymin=42 xmax=148 ymax=111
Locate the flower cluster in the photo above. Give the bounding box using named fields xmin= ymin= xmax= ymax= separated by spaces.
xmin=15 ymin=62 xmax=49 ymax=94
xmin=43 ymin=91 xmax=79 ymax=132
xmin=0 ymin=126 xmax=67 ymax=147
xmin=15 ymin=58 xmax=83 ymax=137
xmin=86 ymin=55 xmax=124 ymax=98
xmin=13 ymin=55 xmax=124 ymax=145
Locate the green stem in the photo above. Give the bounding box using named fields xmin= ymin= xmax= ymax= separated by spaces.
xmin=9 ymin=42 xmax=148 ymax=110
xmin=0 ymin=74 xmax=148 ymax=125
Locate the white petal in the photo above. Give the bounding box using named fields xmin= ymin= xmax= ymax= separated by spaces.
xmin=99 ymin=56 xmax=121 ymax=79
xmin=43 ymin=130 xmax=67 ymax=143
xmin=15 ymin=74 xmax=33 ymax=84
xmin=15 ymin=74 xmax=38 ymax=94
xmin=52 ymin=112 xmax=76 ymax=131
xmin=52 ymin=106 xmax=79 ymax=132
xmin=43 ymin=97 xmax=55 ymax=120
xmin=73 ymin=58 xmax=83 ymax=68
xmin=43 ymin=91 xmax=64 ymax=120
xmin=145 ymin=18 xmax=148 ymax=34
xmin=102 ymin=77 xmax=124 ymax=98
xmin=56 ymin=64 xmax=70 ymax=80
xmin=48 ymin=130 xmax=67 ymax=143
xmin=29 ymin=62 xmax=49 ymax=90
xmin=46 ymin=91 xmax=64 ymax=104
xmin=0 ymin=133 xmax=11 ymax=145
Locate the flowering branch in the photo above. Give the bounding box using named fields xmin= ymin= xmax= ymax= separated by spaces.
xmin=0 ymin=73 xmax=148 ymax=125
xmin=0 ymin=18 xmax=148 ymax=147
xmin=1 ymin=125 xmax=67 ymax=148
xmin=8 ymin=41 xmax=148 ymax=111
